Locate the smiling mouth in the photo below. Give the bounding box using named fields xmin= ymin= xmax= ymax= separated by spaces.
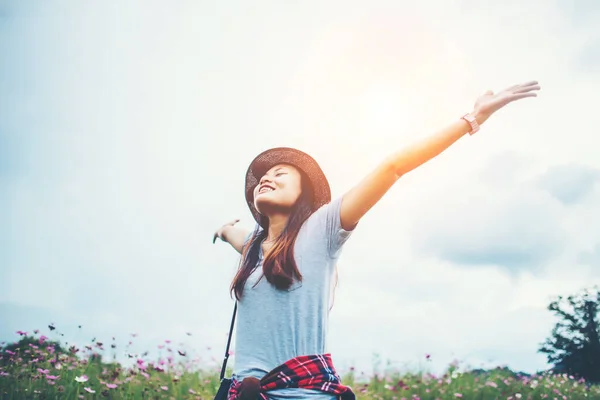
xmin=258 ymin=186 xmax=275 ymax=195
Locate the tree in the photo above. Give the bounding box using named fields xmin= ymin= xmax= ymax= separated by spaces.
xmin=0 ymin=335 xmax=66 ymax=366
xmin=539 ymin=286 xmax=600 ymax=383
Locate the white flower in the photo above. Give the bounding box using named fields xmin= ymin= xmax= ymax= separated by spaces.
xmin=530 ymin=379 xmax=539 ymax=389
xmin=75 ymin=375 xmax=89 ymax=383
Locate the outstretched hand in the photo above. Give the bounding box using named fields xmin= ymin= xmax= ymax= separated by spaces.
xmin=212 ymin=219 xmax=240 ymax=244
xmin=474 ymin=81 xmax=541 ymax=125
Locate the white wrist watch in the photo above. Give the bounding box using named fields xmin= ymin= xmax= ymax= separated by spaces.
xmin=461 ymin=113 xmax=480 ymax=135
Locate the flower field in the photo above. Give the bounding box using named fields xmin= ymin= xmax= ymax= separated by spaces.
xmin=1 ymin=329 xmax=599 ymax=399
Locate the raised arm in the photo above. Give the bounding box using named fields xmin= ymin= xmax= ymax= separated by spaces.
xmin=213 ymin=219 xmax=251 ymax=254
xmin=340 ymin=81 xmax=541 ymax=230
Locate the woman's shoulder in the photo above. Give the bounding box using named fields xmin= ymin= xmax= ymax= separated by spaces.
xmin=299 ymin=196 xmax=343 ymax=236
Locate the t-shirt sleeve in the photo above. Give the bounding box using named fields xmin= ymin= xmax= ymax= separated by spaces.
xmin=322 ymin=196 xmax=355 ymax=258
xmin=242 ymin=228 xmax=260 ymax=252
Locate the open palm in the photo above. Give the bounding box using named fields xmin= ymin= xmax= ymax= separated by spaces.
xmin=474 ymin=81 xmax=540 ymax=124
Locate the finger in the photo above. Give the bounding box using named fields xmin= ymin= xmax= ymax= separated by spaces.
xmin=506 ymin=80 xmax=538 ymax=91
xmin=513 ymin=84 xmax=541 ymax=94
xmin=510 ymin=92 xmax=538 ymax=101
xmin=212 ymin=232 xmax=218 ymax=244
xmin=518 ymin=80 xmax=538 ymax=87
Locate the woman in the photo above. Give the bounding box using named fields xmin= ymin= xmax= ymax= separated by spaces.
xmin=213 ymin=81 xmax=541 ymax=400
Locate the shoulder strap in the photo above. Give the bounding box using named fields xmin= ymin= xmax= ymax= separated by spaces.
xmin=219 ymin=301 xmax=237 ymax=380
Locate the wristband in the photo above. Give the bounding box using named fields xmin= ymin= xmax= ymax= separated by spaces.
xmin=461 ymin=113 xmax=480 ymax=135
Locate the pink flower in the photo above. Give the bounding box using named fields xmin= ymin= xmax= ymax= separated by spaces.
xmin=485 ymin=381 xmax=498 ymax=388
xmin=39 ymin=335 xmax=48 ymax=344
xmin=34 ymin=329 xmax=39 ymax=334
xmin=189 ymin=389 xmax=197 ymax=394
xmin=136 ymin=359 xmax=147 ymax=370
xmin=16 ymin=330 xmax=27 ymax=336
xmin=46 ymin=375 xmax=59 ymax=380
xmin=161 ymin=386 xmax=168 ymax=391
xmin=106 ymin=383 xmax=118 ymax=389
xmin=38 ymin=368 xmax=49 ymax=375
xmin=454 ymin=394 xmax=463 ymax=398
xmin=165 ymin=340 xmax=171 ymax=344
xmin=84 ymin=387 xmax=95 ymax=393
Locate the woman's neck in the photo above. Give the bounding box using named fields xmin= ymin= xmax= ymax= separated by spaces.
xmin=266 ymin=214 xmax=288 ymax=242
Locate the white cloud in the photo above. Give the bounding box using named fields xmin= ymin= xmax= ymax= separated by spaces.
xmin=407 ymin=156 xmax=568 ymax=272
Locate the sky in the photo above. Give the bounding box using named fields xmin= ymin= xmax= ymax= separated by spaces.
xmin=1 ymin=0 xmax=600 ymax=378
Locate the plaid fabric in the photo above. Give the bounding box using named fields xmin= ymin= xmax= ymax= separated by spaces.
xmin=228 ymin=354 xmax=355 ymax=400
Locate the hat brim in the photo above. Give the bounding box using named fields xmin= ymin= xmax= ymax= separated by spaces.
xmin=245 ymin=147 xmax=331 ymax=227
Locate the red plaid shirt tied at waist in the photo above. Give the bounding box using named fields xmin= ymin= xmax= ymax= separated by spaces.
xmin=228 ymin=354 xmax=355 ymax=400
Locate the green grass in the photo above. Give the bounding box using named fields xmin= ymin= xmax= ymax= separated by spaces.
xmin=2 ymin=332 xmax=599 ymax=399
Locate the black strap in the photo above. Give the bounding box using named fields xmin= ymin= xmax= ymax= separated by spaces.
xmin=219 ymin=301 xmax=237 ymax=380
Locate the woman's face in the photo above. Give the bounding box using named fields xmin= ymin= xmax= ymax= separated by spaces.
xmin=253 ymin=164 xmax=303 ymax=215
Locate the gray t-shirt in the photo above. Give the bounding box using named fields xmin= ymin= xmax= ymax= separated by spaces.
xmin=232 ymin=196 xmax=353 ymax=400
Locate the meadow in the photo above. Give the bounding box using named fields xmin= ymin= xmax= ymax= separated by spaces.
xmin=1 ymin=329 xmax=599 ymax=400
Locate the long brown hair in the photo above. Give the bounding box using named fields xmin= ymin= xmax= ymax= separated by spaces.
xmin=230 ymin=169 xmax=316 ymax=300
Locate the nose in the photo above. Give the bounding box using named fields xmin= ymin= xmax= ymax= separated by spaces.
xmin=259 ymin=175 xmax=273 ymax=186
